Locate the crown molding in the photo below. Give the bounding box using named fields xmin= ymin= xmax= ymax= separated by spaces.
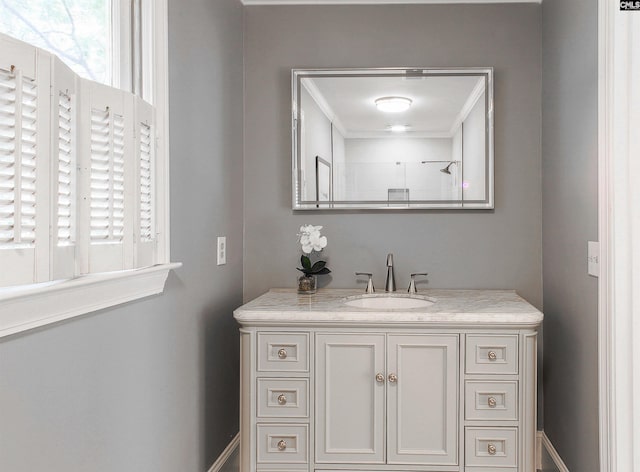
xmin=242 ymin=0 xmax=541 ymax=5
xmin=448 ymin=77 xmax=486 ymax=136
xmin=301 ymin=78 xmax=349 ymax=138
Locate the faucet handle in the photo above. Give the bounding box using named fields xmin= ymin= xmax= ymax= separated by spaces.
xmin=407 ymin=273 xmax=428 ymax=294
xmin=356 ymin=272 xmax=375 ymax=294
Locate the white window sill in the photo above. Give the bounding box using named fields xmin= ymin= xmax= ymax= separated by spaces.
xmin=0 ymin=262 xmax=181 ymax=338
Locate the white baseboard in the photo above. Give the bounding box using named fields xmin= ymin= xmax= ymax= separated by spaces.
xmin=536 ymin=431 xmax=543 ymax=470
xmin=537 ymin=430 xmax=570 ymax=472
xmin=207 ymin=433 xmax=240 ymax=472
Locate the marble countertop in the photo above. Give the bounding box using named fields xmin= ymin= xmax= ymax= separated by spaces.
xmin=234 ymin=289 xmax=543 ymax=328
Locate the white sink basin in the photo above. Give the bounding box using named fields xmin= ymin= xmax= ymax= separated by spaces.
xmin=343 ymin=295 xmax=434 ymax=310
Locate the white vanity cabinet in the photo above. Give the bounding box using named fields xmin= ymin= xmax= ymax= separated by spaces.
xmin=235 ymin=289 xmax=543 ymax=472
xmin=315 ymin=333 xmax=386 ymax=464
xmin=315 ymin=333 xmax=458 ymax=466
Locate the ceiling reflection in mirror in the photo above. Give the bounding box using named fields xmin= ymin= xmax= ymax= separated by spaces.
xmin=292 ymin=68 xmax=494 ymax=210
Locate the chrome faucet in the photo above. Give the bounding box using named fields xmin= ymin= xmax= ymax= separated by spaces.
xmin=407 ymin=272 xmax=428 ymax=294
xmin=385 ymin=253 xmax=396 ymax=292
xmin=355 ymin=272 xmax=375 ymax=294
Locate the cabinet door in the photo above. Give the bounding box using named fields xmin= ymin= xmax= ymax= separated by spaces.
xmin=315 ymin=334 xmax=385 ymax=464
xmin=387 ymin=334 xmax=459 ymax=465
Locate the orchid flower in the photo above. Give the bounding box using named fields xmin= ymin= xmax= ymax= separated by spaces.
xmin=297 ymin=224 xmax=331 ymax=277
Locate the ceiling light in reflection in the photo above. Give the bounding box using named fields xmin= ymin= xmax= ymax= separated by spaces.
xmin=388 ymin=124 xmax=409 ymax=133
xmin=375 ymin=96 xmax=412 ymax=113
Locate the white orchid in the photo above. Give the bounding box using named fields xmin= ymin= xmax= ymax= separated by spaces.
xmin=298 ymin=224 xmax=328 ymax=254
xmin=297 ymin=224 xmax=331 ymax=278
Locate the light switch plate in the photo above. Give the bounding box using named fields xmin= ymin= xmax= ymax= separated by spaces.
xmin=588 ymin=241 xmax=599 ymax=277
xmin=217 ymin=237 xmax=227 ymax=265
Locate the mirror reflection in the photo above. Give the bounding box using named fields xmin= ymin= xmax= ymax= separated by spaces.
xmin=292 ymin=68 xmax=494 ymax=210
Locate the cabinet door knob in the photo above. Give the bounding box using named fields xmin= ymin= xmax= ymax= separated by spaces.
xmin=388 ymin=373 xmax=398 ymax=383
xmin=277 ymin=439 xmax=287 ymax=451
xmin=487 ymin=443 xmax=497 ymax=455
xmin=277 ymin=348 xmax=288 ymax=359
xmin=488 ymin=396 xmax=497 ymax=408
xmin=375 ymin=373 xmax=385 ymax=383
xmin=488 ymin=350 xmax=498 ymax=361
xmin=277 ymin=394 xmax=287 ymax=405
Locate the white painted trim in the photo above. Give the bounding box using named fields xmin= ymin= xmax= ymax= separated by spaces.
xmin=597 ymin=3 xmax=612 ymax=471
xmin=112 ymin=0 xmax=133 ymax=91
xmin=538 ymin=431 xmax=570 ymax=472
xmin=301 ymin=78 xmax=348 ymax=138
xmin=598 ymin=3 xmax=640 ymax=472
xmin=207 ymin=433 xmax=240 ymax=472
xmin=242 ymin=0 xmax=541 ymax=5
xmin=536 ymin=430 xmax=543 ymax=470
xmin=151 ymin=0 xmax=171 ymax=265
xmin=448 ymin=76 xmax=485 ymax=136
xmin=0 ymin=263 xmax=181 ymax=338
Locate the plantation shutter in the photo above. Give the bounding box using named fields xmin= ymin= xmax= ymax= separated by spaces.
xmin=0 ymin=38 xmax=50 ymax=286
xmin=51 ymin=57 xmax=78 ymax=280
xmin=0 ymin=34 xmax=162 ymax=289
xmin=80 ymin=81 xmax=134 ymax=274
xmin=134 ymin=98 xmax=156 ymax=267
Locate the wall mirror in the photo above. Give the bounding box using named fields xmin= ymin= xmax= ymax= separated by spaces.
xmin=292 ymin=68 xmax=494 ymax=210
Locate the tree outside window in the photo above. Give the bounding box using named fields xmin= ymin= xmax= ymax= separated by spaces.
xmin=0 ymin=0 xmax=110 ymax=84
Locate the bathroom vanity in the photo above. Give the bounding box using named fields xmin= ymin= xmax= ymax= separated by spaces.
xmin=234 ymin=289 xmax=543 ymax=472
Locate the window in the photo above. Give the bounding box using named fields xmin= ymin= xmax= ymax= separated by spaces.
xmin=0 ymin=0 xmax=175 ymax=338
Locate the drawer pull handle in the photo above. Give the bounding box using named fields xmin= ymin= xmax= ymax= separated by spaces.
xmin=388 ymin=373 xmax=398 ymax=383
xmin=277 ymin=394 xmax=287 ymax=405
xmin=375 ymin=373 xmax=385 ymax=383
xmin=277 ymin=348 xmax=288 ymax=359
xmin=277 ymin=439 xmax=287 ymax=451
xmin=488 ymin=350 xmax=498 ymax=361
xmin=488 ymin=396 xmax=497 ymax=408
xmin=487 ymin=443 xmax=497 ymax=455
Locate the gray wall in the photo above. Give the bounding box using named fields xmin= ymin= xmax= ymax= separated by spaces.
xmin=541 ymin=0 xmax=599 ymax=470
xmin=243 ymin=4 xmax=543 ymax=311
xmin=0 ymin=0 xmax=244 ymax=471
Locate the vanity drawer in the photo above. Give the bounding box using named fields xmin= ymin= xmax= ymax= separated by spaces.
xmin=465 ymin=380 xmax=518 ymax=421
xmin=465 ymin=335 xmax=518 ymax=374
xmin=258 ymin=333 xmax=309 ymax=372
xmin=257 ymin=378 xmax=309 ymax=418
xmin=257 ymin=424 xmax=308 ymax=465
xmin=465 ymin=427 xmax=518 ymax=468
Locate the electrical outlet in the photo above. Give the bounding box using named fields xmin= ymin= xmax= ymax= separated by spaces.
xmin=588 ymin=241 xmax=599 ymax=277
xmin=217 ymin=237 xmax=226 ymax=266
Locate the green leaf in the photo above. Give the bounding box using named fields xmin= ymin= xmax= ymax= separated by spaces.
xmin=310 ymin=260 xmax=326 ymax=272
xmin=316 ymin=267 xmax=331 ymax=275
xmin=301 ymin=255 xmax=311 ymax=270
